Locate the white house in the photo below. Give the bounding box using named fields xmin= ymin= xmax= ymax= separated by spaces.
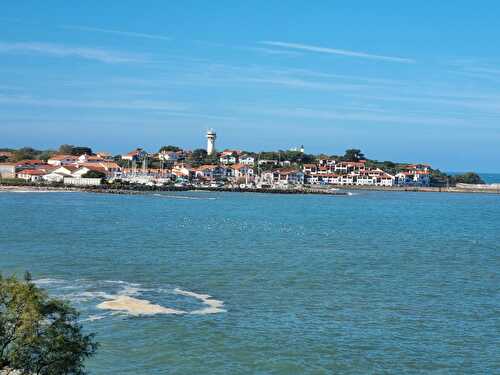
xmin=63 ymin=177 xmax=101 ymax=186
xmin=195 ymin=165 xmax=226 ymax=180
xmin=395 ymin=171 xmax=430 ymax=186
xmin=239 ymin=155 xmax=255 ymax=165
xmin=72 ymin=165 xmax=107 ymax=178
xmin=232 ymin=164 xmax=254 ymax=179
xmin=219 ymin=154 xmax=238 ymax=165
xmin=0 ymin=163 xmax=16 ymax=178
xmin=17 ymin=169 xmax=46 ymax=182
xmin=172 ymin=164 xmax=195 ymax=180
xmin=303 ymin=164 xmax=318 ymax=174
xmin=270 ymin=168 xmax=305 ymax=186
xmin=77 ymin=154 xmax=106 ymax=163
xmin=122 ymin=148 xmax=147 ymax=161
xmin=47 ymin=155 xmax=79 ymax=166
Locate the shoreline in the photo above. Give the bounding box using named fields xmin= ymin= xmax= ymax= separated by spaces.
xmin=1 ymin=183 xmax=499 ymax=195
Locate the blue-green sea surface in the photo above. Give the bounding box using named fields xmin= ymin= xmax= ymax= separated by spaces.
xmin=0 ymin=190 xmax=499 ymax=374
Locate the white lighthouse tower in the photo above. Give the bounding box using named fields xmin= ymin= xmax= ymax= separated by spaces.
xmin=206 ymin=129 xmax=216 ymax=156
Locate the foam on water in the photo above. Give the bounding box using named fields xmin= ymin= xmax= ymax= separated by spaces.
xmin=72 ymin=291 xmax=117 ymax=301
xmin=97 ymin=296 xmax=185 ymax=316
xmin=153 ymin=193 xmax=217 ymax=200
xmin=33 ymin=278 xmax=64 ymax=285
xmin=175 ymin=288 xmax=227 ymax=314
xmin=82 ymin=314 xmax=108 ymax=322
xmin=33 ymin=278 xmax=225 ymax=318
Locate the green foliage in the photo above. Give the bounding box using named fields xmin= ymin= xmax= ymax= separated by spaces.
xmin=188 ymin=149 xmax=210 ymax=166
xmin=429 ymin=169 xmax=450 ymax=187
xmin=0 ymin=273 xmax=98 ymax=374
xmin=191 ymin=149 xmax=207 ymax=160
xmin=71 ymin=147 xmax=93 ymax=156
xmin=0 ymin=178 xmax=30 ymax=186
xmin=37 ymin=151 xmax=57 ymax=162
xmin=57 ymin=145 xmax=92 ymax=156
xmin=365 ymin=160 xmax=407 ymax=175
xmin=58 ymin=144 xmax=75 ymax=154
xmin=81 ymin=170 xmax=106 ymax=179
xmin=159 ymin=145 xmax=181 ymax=152
xmin=450 ymin=172 xmax=485 ymax=185
xmin=257 ymin=150 xmax=311 ymax=164
xmin=341 ymin=149 xmax=366 ymax=162
xmin=12 ymin=147 xmax=56 ymax=162
xmin=13 ymin=147 xmax=39 ymax=161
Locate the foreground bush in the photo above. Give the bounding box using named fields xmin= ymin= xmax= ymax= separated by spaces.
xmin=0 ymin=273 xmax=97 ymax=375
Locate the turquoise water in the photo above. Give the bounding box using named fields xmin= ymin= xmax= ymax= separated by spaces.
xmin=1 ymin=190 xmax=499 ymax=374
xmin=481 ymin=173 xmax=500 ymax=184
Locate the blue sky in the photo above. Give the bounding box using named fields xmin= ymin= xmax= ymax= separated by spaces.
xmin=1 ymin=1 xmax=500 ymax=172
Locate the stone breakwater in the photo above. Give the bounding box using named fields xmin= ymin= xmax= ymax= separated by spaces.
xmin=0 ymin=184 xmax=348 ymax=196
xmin=1 ymin=183 xmax=499 ymax=195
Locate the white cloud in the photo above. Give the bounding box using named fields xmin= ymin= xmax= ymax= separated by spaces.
xmin=0 ymin=94 xmax=187 ymax=111
xmin=241 ymin=77 xmax=368 ymax=91
xmin=0 ymin=94 xmax=237 ymax=121
xmin=260 ymin=41 xmax=415 ymax=64
xmin=240 ymin=106 xmax=466 ymax=126
xmin=62 ymin=25 xmax=171 ymax=41
xmin=236 ymin=46 xmax=302 ymax=56
xmin=0 ymin=42 xmax=146 ymax=63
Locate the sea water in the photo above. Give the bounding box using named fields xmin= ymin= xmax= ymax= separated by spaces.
xmin=0 ymin=190 xmax=499 ymax=374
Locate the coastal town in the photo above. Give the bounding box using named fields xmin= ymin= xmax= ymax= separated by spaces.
xmin=0 ymin=130 xmax=438 ymax=190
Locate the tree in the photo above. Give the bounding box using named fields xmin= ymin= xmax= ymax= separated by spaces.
xmin=0 ymin=273 xmax=98 ymax=374
xmin=342 ymin=149 xmax=366 ymax=162
xmin=452 ymin=172 xmax=485 ymax=185
xmin=190 ymin=149 xmax=208 ymax=163
xmin=71 ymin=147 xmax=92 ymax=156
xmin=159 ymin=145 xmax=181 ymax=153
xmin=13 ymin=147 xmax=38 ymax=161
xmin=37 ymin=150 xmax=57 ymax=162
xmin=58 ymin=145 xmax=74 ymax=155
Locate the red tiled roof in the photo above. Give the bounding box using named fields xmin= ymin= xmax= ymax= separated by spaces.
xmin=18 ymin=169 xmax=46 ymax=175
xmin=232 ymin=163 xmax=251 ymax=170
xmin=49 ymin=155 xmax=78 ymax=160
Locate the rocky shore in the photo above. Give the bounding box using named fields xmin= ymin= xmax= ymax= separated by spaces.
xmin=1 ymin=183 xmax=499 ymax=195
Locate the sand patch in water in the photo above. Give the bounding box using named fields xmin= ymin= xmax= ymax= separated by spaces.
xmin=97 ymin=295 xmax=185 ymax=316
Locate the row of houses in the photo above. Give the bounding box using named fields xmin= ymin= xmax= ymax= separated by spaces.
xmin=303 ymin=161 xmax=431 ymax=187
xmin=0 ymin=154 xmax=122 ymax=185
xmin=0 ymin=150 xmax=431 ymax=188
xmin=120 ymin=148 xmax=288 ymax=167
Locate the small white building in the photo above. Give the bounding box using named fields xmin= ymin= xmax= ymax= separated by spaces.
xmin=63 ymin=177 xmax=101 ymax=186
xmin=195 ymin=165 xmax=226 ymax=180
xmin=267 ymin=168 xmax=305 ymax=186
xmin=0 ymin=163 xmax=16 ymax=178
xmin=239 ymin=155 xmax=255 ymax=165
xmin=77 ymin=154 xmax=106 ymax=163
xmin=47 ymin=155 xmax=79 ymax=166
xmin=219 ymin=154 xmax=238 ymax=165
xmin=172 ymin=164 xmax=195 ymax=180
xmin=122 ymin=148 xmax=147 ymax=161
xmin=232 ymin=164 xmax=254 ymax=179
xmin=17 ymin=169 xmax=46 ymax=182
